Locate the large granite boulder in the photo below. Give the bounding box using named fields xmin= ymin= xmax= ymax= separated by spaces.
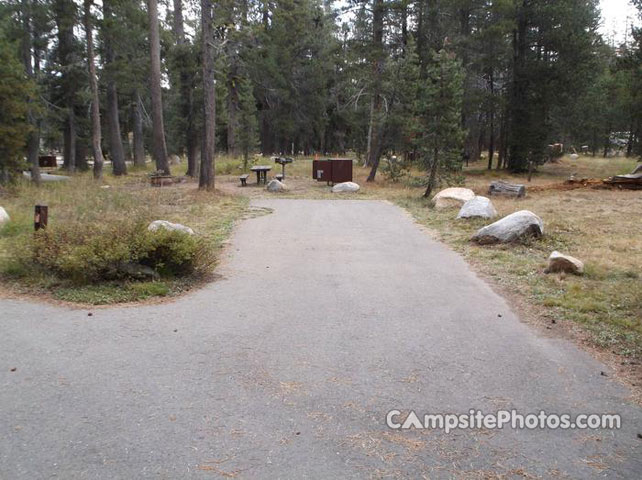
xmin=545 ymin=251 xmax=584 ymax=275
xmin=0 ymin=207 xmax=10 ymax=226
xmin=432 ymin=187 xmax=475 ymax=209
xmin=472 ymin=210 xmax=544 ymax=245
xmin=266 ymin=179 xmax=287 ymax=192
xmin=457 ymin=196 xmax=498 ymax=220
xmin=332 ymin=182 xmax=360 ymax=193
xmin=148 ymin=220 xmax=194 ymax=235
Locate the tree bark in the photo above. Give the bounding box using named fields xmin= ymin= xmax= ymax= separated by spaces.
xmin=200 ymin=0 xmax=215 ymax=189
xmin=84 ymin=0 xmax=103 ymax=180
xmin=148 ymin=0 xmax=170 ymax=174
xmin=173 ymin=0 xmax=197 ymax=176
xmin=507 ymin=1 xmax=529 ymax=172
xmin=54 ymin=0 xmax=77 ymax=173
xmin=132 ymin=90 xmax=146 ymax=167
xmin=104 ymin=0 xmax=126 ymax=175
xmin=366 ymin=0 xmax=385 ymax=182
xmin=21 ymin=0 xmax=41 ymax=185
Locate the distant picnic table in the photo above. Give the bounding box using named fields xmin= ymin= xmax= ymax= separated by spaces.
xmin=250 ymin=165 xmax=271 ymax=184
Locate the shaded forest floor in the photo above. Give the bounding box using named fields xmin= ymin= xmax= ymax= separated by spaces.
xmin=219 ymin=154 xmax=642 ymax=396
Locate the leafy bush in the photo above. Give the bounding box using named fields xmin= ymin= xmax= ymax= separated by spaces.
xmin=15 ymin=220 xmax=215 ymax=285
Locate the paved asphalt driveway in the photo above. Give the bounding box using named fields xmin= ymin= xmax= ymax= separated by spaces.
xmin=1 ymin=199 xmax=640 ymax=479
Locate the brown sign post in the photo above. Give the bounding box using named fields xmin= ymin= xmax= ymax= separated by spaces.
xmin=34 ymin=205 xmax=48 ymax=231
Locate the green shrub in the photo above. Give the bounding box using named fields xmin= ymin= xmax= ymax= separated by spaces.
xmin=15 ymin=220 xmax=215 ymax=285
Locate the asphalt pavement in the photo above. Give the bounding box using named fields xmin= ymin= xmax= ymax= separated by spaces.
xmin=1 ymin=199 xmax=640 ymax=479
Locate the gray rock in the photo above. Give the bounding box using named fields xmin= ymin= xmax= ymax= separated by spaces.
xmin=332 ymin=182 xmax=360 ymax=193
xmin=118 ymin=263 xmax=160 ymax=280
xmin=148 ymin=220 xmax=195 ymax=235
xmin=22 ymin=171 xmax=71 ymax=182
xmin=570 ymin=153 xmax=579 ymax=160
xmin=432 ymin=187 xmax=475 ymax=209
xmin=0 ymin=207 xmax=10 ymax=226
xmin=472 ymin=210 xmax=544 ymax=245
xmin=545 ymin=251 xmax=584 ymax=275
xmin=266 ymin=179 xmax=287 ymax=192
xmin=457 ymin=196 xmax=498 ymax=220
xmin=169 ymin=154 xmax=181 ymax=165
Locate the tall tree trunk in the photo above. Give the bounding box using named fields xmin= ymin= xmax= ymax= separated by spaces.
xmin=66 ymin=104 xmax=76 ymax=172
xmin=132 ymin=90 xmax=146 ymax=167
xmin=227 ymin=64 xmax=240 ymax=156
xmin=148 ymin=0 xmax=170 ymax=174
xmin=104 ymin=0 xmax=126 ymax=175
xmin=423 ymin=147 xmax=439 ymax=198
xmin=507 ymin=1 xmax=529 ymax=172
xmin=200 ymin=0 xmax=215 ymax=189
xmin=84 ymin=0 xmax=103 ymax=180
xmin=173 ymin=0 xmax=197 ymax=176
xmin=366 ymin=0 xmax=385 ymax=182
xmin=21 ymin=0 xmax=41 ymax=185
xmin=54 ymin=0 xmax=77 ymax=173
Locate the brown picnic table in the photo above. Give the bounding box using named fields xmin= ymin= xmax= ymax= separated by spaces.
xmin=251 ymin=165 xmax=272 ymax=184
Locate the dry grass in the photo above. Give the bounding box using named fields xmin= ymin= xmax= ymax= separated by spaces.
xmin=0 ymin=165 xmax=247 ymax=304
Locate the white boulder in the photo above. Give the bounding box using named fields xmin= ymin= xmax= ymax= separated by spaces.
xmin=472 ymin=210 xmax=544 ymax=245
xmin=266 ymin=179 xmax=287 ymax=192
xmin=332 ymin=182 xmax=360 ymax=193
xmin=457 ymin=196 xmax=498 ymax=220
xmin=545 ymin=251 xmax=584 ymax=275
xmin=148 ymin=220 xmax=194 ymax=235
xmin=0 ymin=207 xmax=10 ymax=226
xmin=570 ymin=153 xmax=579 ymax=160
xmin=432 ymin=187 xmax=475 ymax=210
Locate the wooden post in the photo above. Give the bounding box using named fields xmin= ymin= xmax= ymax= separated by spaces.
xmin=34 ymin=205 xmax=48 ymax=231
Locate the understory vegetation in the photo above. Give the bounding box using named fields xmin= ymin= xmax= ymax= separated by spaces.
xmin=0 ymin=170 xmax=247 ymax=304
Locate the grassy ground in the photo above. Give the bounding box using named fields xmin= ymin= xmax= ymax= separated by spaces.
xmin=220 ymin=153 xmax=642 ymax=363
xmin=0 ymin=165 xmax=247 ymax=305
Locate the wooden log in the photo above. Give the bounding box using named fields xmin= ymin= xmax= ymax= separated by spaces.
xmin=488 ymin=181 xmax=526 ymax=198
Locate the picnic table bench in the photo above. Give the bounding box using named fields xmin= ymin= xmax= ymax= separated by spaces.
xmin=239 ymin=174 xmax=249 ymax=186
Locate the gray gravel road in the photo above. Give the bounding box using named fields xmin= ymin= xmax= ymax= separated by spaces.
xmin=1 ymin=199 xmax=641 ymax=479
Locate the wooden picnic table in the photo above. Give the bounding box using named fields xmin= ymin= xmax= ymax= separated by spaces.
xmin=251 ymin=165 xmax=272 ymax=184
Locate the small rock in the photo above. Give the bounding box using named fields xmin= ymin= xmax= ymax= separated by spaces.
xmin=266 ymin=179 xmax=287 ymax=192
xmin=472 ymin=210 xmax=544 ymax=245
xmin=332 ymin=182 xmax=360 ymax=193
xmin=432 ymin=187 xmax=475 ymax=210
xmin=0 ymin=207 xmax=10 ymax=227
xmin=10 ymin=367 xmax=17 ymax=372
xmin=148 ymin=220 xmax=195 ymax=235
xmin=87 ymin=312 xmax=93 ymax=317
xmin=601 ymin=371 xmax=608 ymax=377
xmin=545 ymin=251 xmax=584 ymax=275
xmin=117 ymin=263 xmax=160 ymax=280
xmin=457 ymin=196 xmax=498 ymax=220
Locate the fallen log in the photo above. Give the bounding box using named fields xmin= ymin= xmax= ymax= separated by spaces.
xmin=488 ymin=181 xmax=526 ymax=198
xmin=603 ymin=173 xmax=642 ymax=190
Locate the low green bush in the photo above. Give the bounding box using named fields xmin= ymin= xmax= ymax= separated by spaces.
xmin=7 ymin=220 xmax=215 ymax=285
